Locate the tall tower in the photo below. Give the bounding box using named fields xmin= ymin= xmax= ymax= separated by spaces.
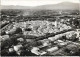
xmin=76 ymin=29 xmax=80 ymax=41
xmin=55 ymin=17 xmax=59 ymax=28
xmin=55 ymin=21 xmax=58 ymax=28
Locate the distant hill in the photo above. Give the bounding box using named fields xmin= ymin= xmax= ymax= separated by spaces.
xmin=1 ymin=2 xmax=80 ymax=10
xmin=35 ymin=2 xmax=80 ymax=10
xmin=1 ymin=5 xmax=32 ymax=9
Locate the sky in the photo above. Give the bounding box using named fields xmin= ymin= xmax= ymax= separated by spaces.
xmin=1 ymin=0 xmax=80 ymax=6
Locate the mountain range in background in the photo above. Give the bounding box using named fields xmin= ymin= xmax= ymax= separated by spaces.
xmin=1 ymin=2 xmax=80 ymax=10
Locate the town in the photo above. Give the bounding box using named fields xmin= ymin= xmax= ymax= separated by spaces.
xmin=0 ymin=9 xmax=80 ymax=56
